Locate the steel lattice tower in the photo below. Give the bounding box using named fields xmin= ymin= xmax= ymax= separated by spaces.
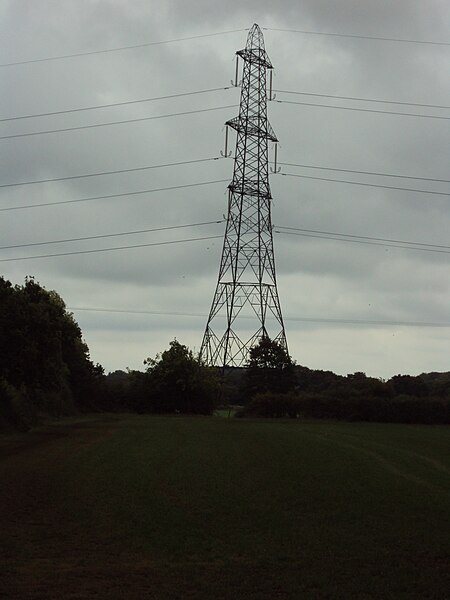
xmin=200 ymin=24 xmax=288 ymax=367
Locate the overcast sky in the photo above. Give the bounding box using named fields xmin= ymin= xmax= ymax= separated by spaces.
xmin=1 ymin=0 xmax=449 ymax=378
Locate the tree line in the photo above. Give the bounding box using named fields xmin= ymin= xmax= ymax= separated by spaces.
xmin=237 ymin=369 xmax=450 ymax=424
xmin=0 ymin=277 xmax=103 ymax=430
xmin=1 ymin=277 xmax=449 ymax=430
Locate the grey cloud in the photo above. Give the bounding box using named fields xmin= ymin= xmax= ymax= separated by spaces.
xmin=1 ymin=1 xmax=448 ymax=377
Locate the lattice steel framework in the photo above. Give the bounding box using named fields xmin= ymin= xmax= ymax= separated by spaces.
xmin=200 ymin=24 xmax=288 ymax=367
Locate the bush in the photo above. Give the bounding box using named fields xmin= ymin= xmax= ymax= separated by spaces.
xmin=137 ymin=340 xmax=217 ymax=415
xmin=236 ymin=392 xmax=301 ymax=419
xmin=0 ymin=379 xmax=38 ymax=431
xmin=236 ymin=390 xmax=450 ymax=424
xmin=242 ymin=337 xmax=296 ymax=400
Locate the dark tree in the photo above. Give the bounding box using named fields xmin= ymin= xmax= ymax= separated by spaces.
xmin=243 ymin=336 xmax=295 ymax=399
xmin=138 ymin=340 xmax=216 ymax=415
xmin=389 ymin=374 xmax=429 ymax=397
xmin=0 ymin=276 xmax=104 ymax=428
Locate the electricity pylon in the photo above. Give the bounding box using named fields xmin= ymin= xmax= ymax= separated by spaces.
xmin=200 ymin=24 xmax=288 ymax=367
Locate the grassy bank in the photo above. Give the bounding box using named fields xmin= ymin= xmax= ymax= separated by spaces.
xmin=1 ymin=414 xmax=449 ymax=599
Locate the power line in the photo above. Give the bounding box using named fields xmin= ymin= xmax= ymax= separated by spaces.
xmin=264 ymin=27 xmax=450 ymax=47
xmin=276 ymin=225 xmax=450 ymax=250
xmin=276 ymin=225 xmax=450 ymax=249
xmin=3 ymin=95 xmax=445 ymax=144
xmin=4 ymin=86 xmax=443 ymax=123
xmin=275 ymin=229 xmax=450 ymax=255
xmin=273 ymin=89 xmax=450 ymax=110
xmin=0 ymin=104 xmax=236 ymax=141
xmin=3 ymin=26 xmax=447 ymax=70
xmin=0 ymin=179 xmax=229 ymax=212
xmin=0 ymin=220 xmax=225 ymax=250
xmin=281 ymin=172 xmax=450 ymax=197
xmin=275 ymin=98 xmax=450 ymax=120
xmin=3 ymin=156 xmax=445 ymax=191
xmin=0 ymin=87 xmax=234 ymax=122
xmin=277 ymin=161 xmax=450 ymax=184
xmin=68 ymin=306 xmax=450 ymax=328
xmin=0 ymin=29 xmax=248 ymax=67
xmin=3 ymin=96 xmax=445 ymax=143
xmin=3 ymin=218 xmax=445 ymax=256
xmin=0 ymin=156 xmax=223 ymax=189
xmin=0 ymin=234 xmax=223 ymax=263
xmin=4 ymin=220 xmax=447 ymax=263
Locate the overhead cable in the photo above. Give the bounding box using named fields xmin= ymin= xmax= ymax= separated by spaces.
xmin=0 ymin=179 xmax=229 ymax=212
xmin=69 ymin=306 xmax=450 ymax=328
xmin=3 ymin=221 xmax=445 ymax=254
xmin=264 ymin=27 xmax=450 ymax=47
xmin=0 ymin=29 xmax=248 ymax=67
xmin=3 ymin=97 xmax=445 ymax=143
xmin=276 ymin=225 xmax=450 ymax=250
xmin=275 ymin=99 xmax=450 ymax=120
xmin=0 ymin=235 xmax=223 ymax=262
xmin=3 ymin=26 xmax=446 ymax=69
xmin=281 ymin=172 xmax=450 ymax=196
xmin=0 ymin=156 xmax=224 ymax=189
xmin=0 ymin=87 xmax=234 ymax=122
xmin=0 ymin=105 xmax=236 ymax=141
xmin=0 ymin=220 xmax=225 ymax=250
xmin=4 ymin=86 xmax=444 ymax=123
xmin=4 ymin=225 xmax=448 ymax=262
xmin=277 ymin=161 xmax=450 ymax=183
xmin=273 ymin=89 xmax=450 ymax=110
xmin=2 ymin=97 xmax=445 ymax=142
xmin=275 ymin=230 xmax=450 ymax=254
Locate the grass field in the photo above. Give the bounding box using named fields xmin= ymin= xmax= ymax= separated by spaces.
xmin=1 ymin=414 xmax=449 ymax=599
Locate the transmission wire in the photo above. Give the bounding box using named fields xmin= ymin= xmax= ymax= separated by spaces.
xmin=0 ymin=179 xmax=229 ymax=212
xmin=264 ymin=27 xmax=450 ymax=46
xmin=3 ymin=86 xmax=444 ymax=123
xmin=0 ymin=220 xmax=225 ymax=250
xmin=281 ymin=172 xmax=450 ymax=196
xmin=273 ymin=89 xmax=450 ymax=110
xmin=0 ymin=156 xmax=224 ymax=189
xmin=0 ymin=29 xmax=248 ymax=67
xmin=68 ymin=306 xmax=450 ymax=328
xmin=277 ymin=161 xmax=450 ymax=183
xmin=275 ymin=230 xmax=450 ymax=254
xmin=0 ymin=87 xmax=234 ymax=122
xmin=0 ymin=234 xmax=223 ymax=262
xmin=3 ymin=222 xmax=446 ymax=254
xmin=275 ymin=99 xmax=450 ymax=120
xmin=276 ymin=225 xmax=450 ymax=249
xmin=0 ymin=105 xmax=236 ymax=141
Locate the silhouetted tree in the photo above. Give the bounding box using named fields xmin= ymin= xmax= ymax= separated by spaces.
xmin=0 ymin=276 xmax=104 ymax=428
xmin=389 ymin=374 xmax=429 ymax=397
xmin=137 ymin=340 xmax=216 ymax=415
xmin=243 ymin=336 xmax=295 ymax=399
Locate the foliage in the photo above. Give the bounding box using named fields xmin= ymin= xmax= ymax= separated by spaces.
xmin=0 ymin=276 xmax=104 ymax=429
xmin=236 ymin=389 xmax=450 ymax=424
xmin=134 ymin=339 xmax=217 ymax=415
xmin=0 ymin=378 xmax=36 ymax=431
xmin=235 ymin=391 xmax=300 ymax=418
xmin=242 ymin=336 xmax=296 ymax=399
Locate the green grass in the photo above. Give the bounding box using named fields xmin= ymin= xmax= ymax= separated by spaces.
xmin=1 ymin=414 xmax=449 ymax=599
xmin=214 ymin=407 xmax=238 ymax=417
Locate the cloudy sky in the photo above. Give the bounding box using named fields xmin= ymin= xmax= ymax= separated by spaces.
xmin=1 ymin=0 xmax=449 ymax=378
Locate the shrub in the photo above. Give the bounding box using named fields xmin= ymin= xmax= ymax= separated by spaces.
xmin=0 ymin=379 xmax=38 ymax=431
xmin=236 ymin=389 xmax=450 ymax=424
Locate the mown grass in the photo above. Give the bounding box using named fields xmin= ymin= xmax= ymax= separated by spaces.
xmin=1 ymin=414 xmax=449 ymax=599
